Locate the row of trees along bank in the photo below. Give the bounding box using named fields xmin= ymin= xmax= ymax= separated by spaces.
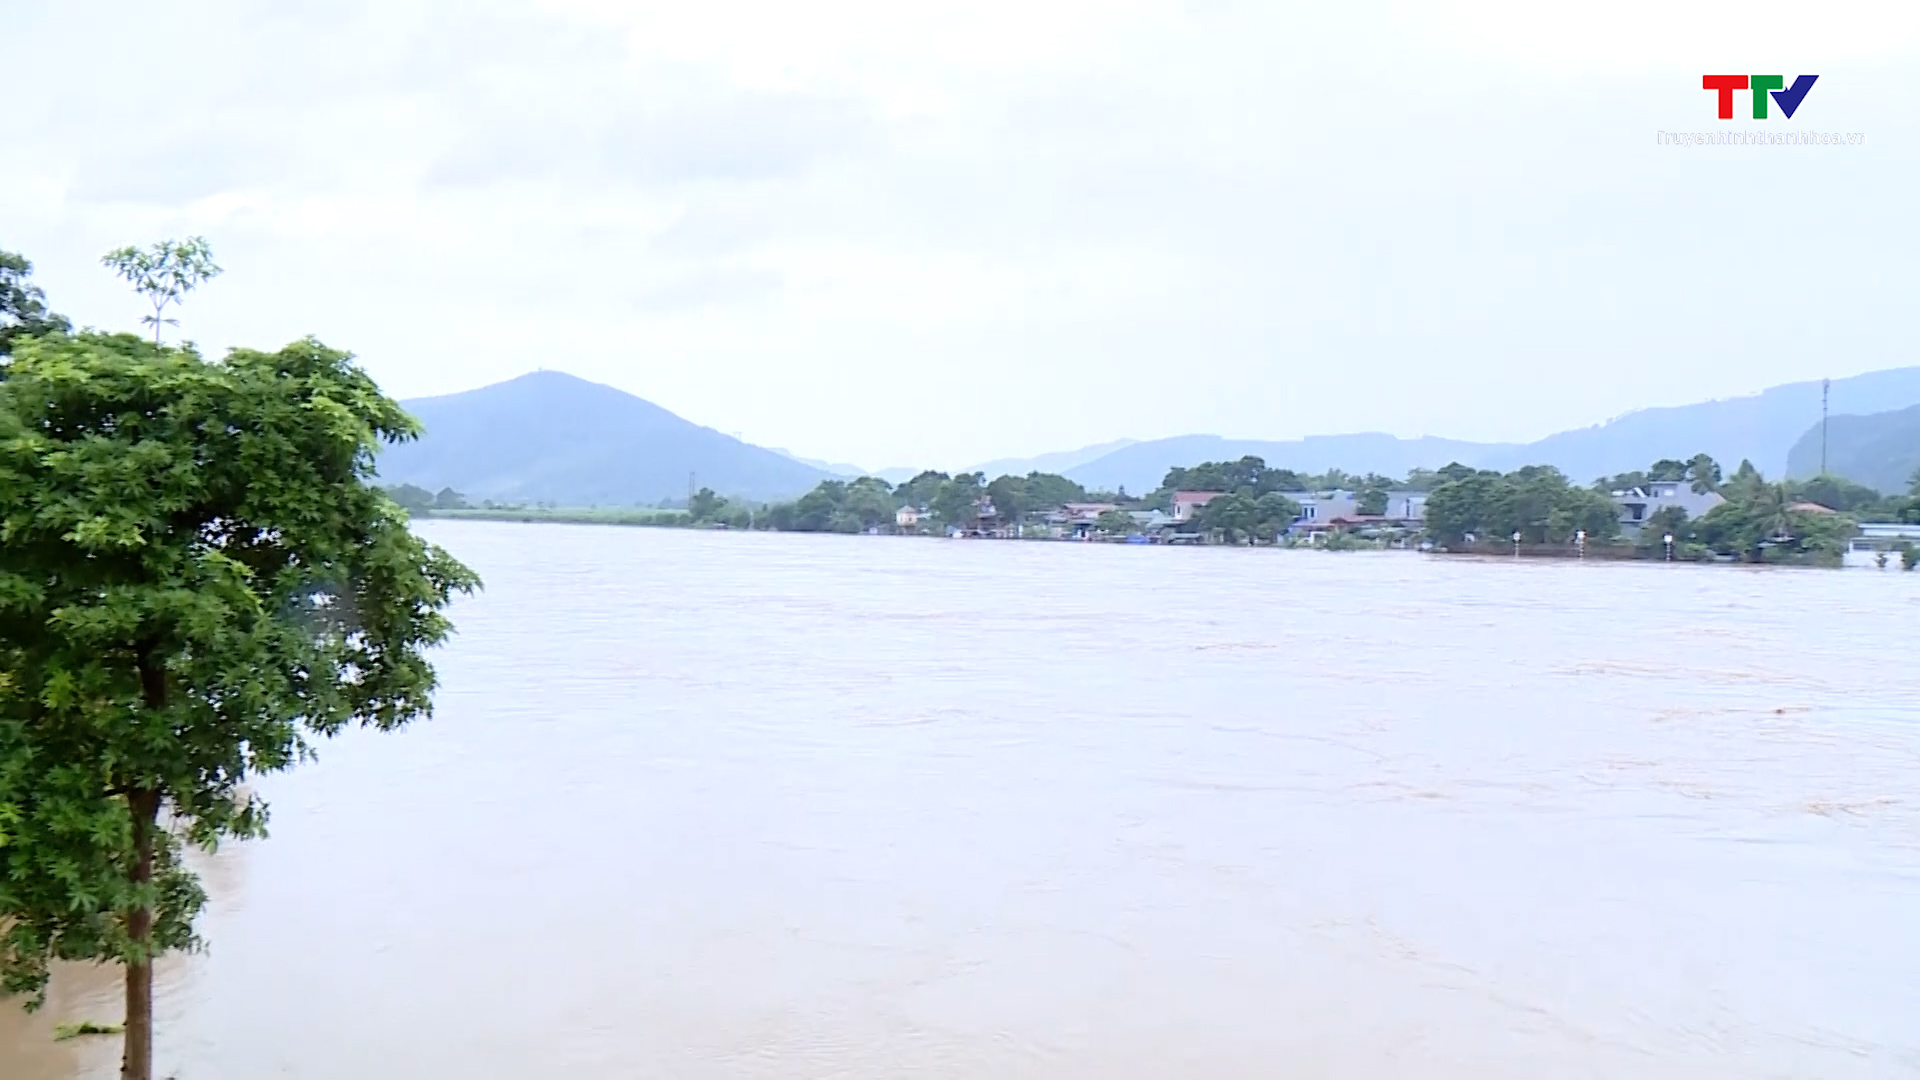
xmin=2 ymin=243 xmax=476 ymax=1080
xmin=1426 ymin=455 xmax=1920 ymax=565
xmin=680 ymin=458 xmax=1437 ymax=537
xmin=708 ymin=452 xmax=1920 ymax=565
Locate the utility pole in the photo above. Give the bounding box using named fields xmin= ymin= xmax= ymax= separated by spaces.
xmin=1821 ymin=378 xmax=1830 ymax=475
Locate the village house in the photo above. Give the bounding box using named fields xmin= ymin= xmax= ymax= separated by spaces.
xmin=966 ymin=496 xmax=1003 ymax=537
xmin=1128 ymin=509 xmax=1173 ymax=533
xmin=1169 ymin=491 xmax=1225 ymax=522
xmin=1284 ymin=489 xmax=1358 ymax=530
xmin=1610 ymin=480 xmax=1725 ymax=538
xmin=1846 ymin=522 xmax=1920 ymax=568
xmin=1166 ymin=487 xmax=1428 ymax=539
xmin=1381 ymin=491 xmax=1429 ymax=523
xmin=1046 ymin=502 xmax=1119 ymax=538
xmin=894 ymin=505 xmax=923 ymax=531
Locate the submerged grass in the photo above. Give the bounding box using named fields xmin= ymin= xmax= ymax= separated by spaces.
xmin=53 ymin=1020 xmax=123 ymax=1040
xmin=421 ymin=506 xmax=691 ymax=527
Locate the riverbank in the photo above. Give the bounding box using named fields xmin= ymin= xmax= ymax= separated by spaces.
xmin=419 ymin=506 xmax=691 ymax=527
xmin=405 ymin=511 xmax=1893 ymax=568
xmin=414 ymin=506 xmax=1920 ymax=570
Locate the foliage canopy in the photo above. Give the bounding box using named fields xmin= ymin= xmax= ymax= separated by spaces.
xmin=0 ymin=332 xmax=477 ymax=1076
xmin=0 ymin=250 xmax=71 ymax=357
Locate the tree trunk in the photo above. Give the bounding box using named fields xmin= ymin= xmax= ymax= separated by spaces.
xmin=123 ymin=788 xmax=159 ymax=1080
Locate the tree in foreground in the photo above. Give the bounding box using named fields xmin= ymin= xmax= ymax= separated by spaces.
xmin=0 ymin=331 xmax=479 ymax=1080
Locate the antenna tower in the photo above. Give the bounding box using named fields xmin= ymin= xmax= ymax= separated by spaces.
xmin=1821 ymin=378 xmax=1830 ymax=475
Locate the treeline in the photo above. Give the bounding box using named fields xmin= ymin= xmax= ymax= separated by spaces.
xmin=1424 ymin=464 xmax=1624 ymax=547
xmin=1153 ymin=458 xmax=1441 ymax=506
xmin=747 ymin=450 xmax=1920 ymax=564
xmin=376 ymin=445 xmax=1920 ymax=560
xmin=689 ymin=470 xmax=1101 ymax=534
xmin=1146 ymin=457 xmax=1437 ymax=543
xmin=739 ymin=456 xmax=1450 ymax=537
xmin=1428 ymin=453 xmax=1920 ymax=565
xmin=384 ymin=483 xmax=471 ymax=512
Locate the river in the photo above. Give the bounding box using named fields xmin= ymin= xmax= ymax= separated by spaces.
xmin=5 ymin=521 xmax=1918 ymax=1078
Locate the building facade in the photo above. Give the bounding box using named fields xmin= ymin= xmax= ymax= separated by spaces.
xmin=1170 ymin=491 xmax=1225 ymax=522
xmin=1611 ymin=481 xmax=1726 ymax=537
xmin=1845 ymin=522 xmax=1920 ymax=568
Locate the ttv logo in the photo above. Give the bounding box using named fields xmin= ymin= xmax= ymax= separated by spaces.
xmin=1702 ymin=75 xmax=1818 ymax=120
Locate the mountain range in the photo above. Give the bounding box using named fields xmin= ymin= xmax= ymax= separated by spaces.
xmin=965 ymin=439 xmax=1142 ymax=483
xmin=376 ymin=366 xmax=1920 ymax=505
xmin=1055 ymin=367 xmax=1920 ymax=494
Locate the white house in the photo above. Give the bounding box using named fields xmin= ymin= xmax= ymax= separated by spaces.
xmin=1611 ymin=480 xmax=1725 ymax=537
xmin=1382 ymin=491 xmax=1428 ymax=522
xmin=1846 ymin=522 xmax=1920 ymax=568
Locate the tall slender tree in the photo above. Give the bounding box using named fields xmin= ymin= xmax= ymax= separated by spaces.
xmin=100 ymin=237 xmax=222 ymax=345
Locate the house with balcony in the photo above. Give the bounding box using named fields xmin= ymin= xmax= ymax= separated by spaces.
xmin=1275 ymin=489 xmax=1426 ymax=538
xmin=1279 ymin=490 xmax=1357 ymax=535
xmin=969 ymin=496 xmax=1003 ymax=537
xmin=1610 ymin=480 xmax=1725 ymax=538
xmin=1381 ymin=491 xmax=1428 ymax=524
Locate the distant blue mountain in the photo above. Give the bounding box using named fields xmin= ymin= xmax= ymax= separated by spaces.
xmin=1475 ymin=367 xmax=1920 ymax=481
xmin=769 ymin=449 xmax=869 ymax=478
xmin=968 ymin=439 xmax=1140 ymax=480
xmin=378 ymin=371 xmax=831 ymax=504
xmin=1061 ymin=367 xmax=1920 ymax=493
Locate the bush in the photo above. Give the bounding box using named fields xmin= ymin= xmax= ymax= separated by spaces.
xmin=1321 ymin=530 xmax=1379 ymax=552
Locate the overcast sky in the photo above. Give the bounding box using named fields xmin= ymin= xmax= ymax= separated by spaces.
xmin=5 ymin=0 xmax=1917 ymax=469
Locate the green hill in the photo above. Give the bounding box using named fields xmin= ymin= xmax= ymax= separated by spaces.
xmin=1787 ymin=404 xmax=1920 ymax=495
xmin=376 ymin=371 xmax=831 ymax=505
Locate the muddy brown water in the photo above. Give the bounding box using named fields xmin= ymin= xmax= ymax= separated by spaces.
xmin=5 ymin=522 xmax=1918 ymax=1078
